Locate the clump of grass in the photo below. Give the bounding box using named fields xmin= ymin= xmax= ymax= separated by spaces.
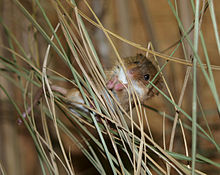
xmin=1 ymin=0 xmax=220 ymax=174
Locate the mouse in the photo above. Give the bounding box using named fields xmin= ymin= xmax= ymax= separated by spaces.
xmin=53 ymin=53 xmax=163 ymax=113
xmin=106 ymin=53 xmax=163 ymax=111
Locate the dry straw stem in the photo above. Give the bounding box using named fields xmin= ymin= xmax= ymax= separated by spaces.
xmin=41 ymin=21 xmax=74 ymax=174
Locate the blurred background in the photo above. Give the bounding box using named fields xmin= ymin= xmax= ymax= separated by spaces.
xmin=0 ymin=0 xmax=220 ymax=174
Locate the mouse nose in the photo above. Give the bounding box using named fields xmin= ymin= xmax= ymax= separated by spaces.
xmin=113 ymin=82 xmax=128 ymax=91
xmin=106 ymin=76 xmax=118 ymax=90
xmin=106 ymin=75 xmax=128 ymax=91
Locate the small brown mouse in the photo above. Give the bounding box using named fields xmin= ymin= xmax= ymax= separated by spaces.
xmin=19 ymin=54 xmax=162 ymax=123
xmin=54 ymin=53 xmax=163 ymax=112
xmin=106 ymin=53 xmax=163 ymax=111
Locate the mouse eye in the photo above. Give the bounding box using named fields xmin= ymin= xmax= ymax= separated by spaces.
xmin=144 ymin=74 xmax=150 ymax=81
xmin=134 ymin=61 xmax=140 ymax=64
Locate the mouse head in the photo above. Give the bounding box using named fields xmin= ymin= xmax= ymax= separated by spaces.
xmin=106 ymin=54 xmax=163 ymax=101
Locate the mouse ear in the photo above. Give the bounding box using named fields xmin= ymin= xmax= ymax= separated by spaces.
xmin=137 ymin=53 xmax=159 ymax=69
